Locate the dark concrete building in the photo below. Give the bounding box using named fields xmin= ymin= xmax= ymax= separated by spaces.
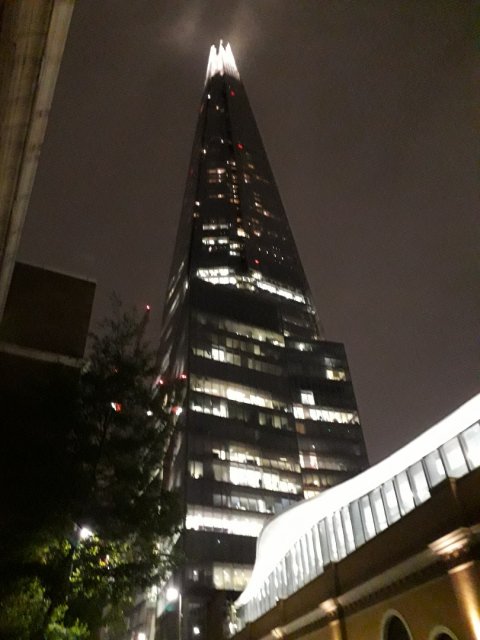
xmin=154 ymin=43 xmax=368 ymax=640
xmin=0 ymin=261 xmax=95 ymax=551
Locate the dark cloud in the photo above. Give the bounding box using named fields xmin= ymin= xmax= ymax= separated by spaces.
xmin=19 ymin=1 xmax=478 ymax=462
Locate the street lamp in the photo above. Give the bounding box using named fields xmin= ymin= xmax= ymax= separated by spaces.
xmin=79 ymin=526 xmax=94 ymax=540
xmin=166 ymin=587 xmax=182 ymax=640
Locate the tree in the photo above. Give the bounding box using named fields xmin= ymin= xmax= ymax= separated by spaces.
xmin=0 ymin=300 xmax=181 ymax=638
xmin=63 ymin=300 xmax=182 ymax=634
xmin=75 ymin=299 xmax=179 ymax=538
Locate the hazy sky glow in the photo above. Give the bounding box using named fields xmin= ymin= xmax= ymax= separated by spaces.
xmin=20 ymin=1 xmax=478 ymax=462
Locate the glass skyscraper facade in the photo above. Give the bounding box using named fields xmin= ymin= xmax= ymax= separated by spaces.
xmin=155 ymin=43 xmax=368 ymax=640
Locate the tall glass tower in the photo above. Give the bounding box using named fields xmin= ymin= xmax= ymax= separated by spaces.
xmin=155 ymin=43 xmax=368 ymax=640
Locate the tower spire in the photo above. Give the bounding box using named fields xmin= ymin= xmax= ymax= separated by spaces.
xmin=205 ymin=40 xmax=240 ymax=84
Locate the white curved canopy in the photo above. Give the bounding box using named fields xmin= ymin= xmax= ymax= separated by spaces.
xmin=236 ymin=393 xmax=480 ymax=608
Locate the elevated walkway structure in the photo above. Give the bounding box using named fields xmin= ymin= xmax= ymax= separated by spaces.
xmin=234 ymin=395 xmax=480 ymax=634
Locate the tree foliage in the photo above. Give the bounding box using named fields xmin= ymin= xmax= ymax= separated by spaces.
xmin=75 ymin=299 xmax=180 ymax=544
xmin=0 ymin=301 xmax=181 ymax=638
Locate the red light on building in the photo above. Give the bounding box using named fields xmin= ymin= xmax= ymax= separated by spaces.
xmin=230 ymin=90 xmax=236 ymax=97
xmin=237 ymin=143 xmax=244 ymax=150
xmin=111 ymin=402 xmax=122 ymax=413
xmin=179 ymin=373 xmax=187 ymax=380
xmin=145 ymin=304 xmax=151 ymax=311
xmin=254 ymin=259 xmax=260 ymax=265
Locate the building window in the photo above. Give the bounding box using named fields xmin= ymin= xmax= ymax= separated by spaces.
xmin=212 ymin=461 xmax=301 ymax=494
xmin=202 ymin=236 xmax=229 ymax=245
xmin=326 ymin=368 xmax=346 ymax=381
xmin=383 ymin=614 xmax=412 ymax=640
xmin=300 ymin=390 xmax=315 ymax=405
xmin=189 ymin=461 xmax=203 ymax=479
xmin=186 ymin=505 xmax=265 ymax=537
xmin=202 ymin=222 xmax=229 ymax=231
xmin=190 ymin=375 xmax=286 ymax=410
xmin=430 ymin=628 xmax=459 ymax=640
xmin=259 ymin=412 xmax=289 ymax=430
xmin=193 ymin=311 xmax=285 ymax=347
xmin=292 ymin=404 xmax=359 ymax=425
xmin=213 ymin=564 xmax=252 ymax=591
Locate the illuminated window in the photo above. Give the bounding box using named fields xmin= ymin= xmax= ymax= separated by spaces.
xmin=190 ymin=375 xmax=286 ymax=410
xmin=291 ymin=342 xmax=313 ymax=352
xmin=193 ymin=311 xmax=285 ymax=347
xmin=299 ymin=451 xmax=317 ymax=470
xmin=195 ymin=268 xmax=306 ymax=304
xmin=326 ymin=368 xmax=347 ymax=381
xmin=202 ymin=236 xmax=229 ymax=245
xmin=186 ymin=505 xmax=265 ymax=537
xmin=192 ymin=344 xmax=280 ymax=374
xmin=300 ymin=453 xmax=348 ymax=472
xmin=202 ymin=222 xmax=230 ymax=231
xmin=213 ymin=564 xmax=252 ymax=591
xmin=292 ymin=404 xmax=359 ymax=425
xmin=189 ymin=461 xmax=204 ymax=479
xmin=259 ymin=412 xmax=290 ymax=430
xmin=213 ymin=493 xmax=275 ymax=514
xmin=300 ymin=390 xmax=315 ymax=405
xmin=211 ymin=347 xmax=225 ymax=362
xmin=190 ymin=395 xmax=228 ymax=418
xmin=212 ymin=461 xmax=301 ymax=494
xmin=293 ymin=406 xmax=305 ymax=420
xmin=256 ymin=278 xmax=305 ymax=304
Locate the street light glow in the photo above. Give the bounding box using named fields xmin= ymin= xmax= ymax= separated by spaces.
xmin=166 ymin=587 xmax=180 ymax=602
xmin=79 ymin=526 xmax=93 ymax=540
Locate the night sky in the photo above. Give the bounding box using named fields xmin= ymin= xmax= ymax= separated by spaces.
xmin=19 ymin=1 xmax=478 ymax=463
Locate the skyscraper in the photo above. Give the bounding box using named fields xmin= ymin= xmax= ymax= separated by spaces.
xmin=154 ymin=43 xmax=368 ymax=640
